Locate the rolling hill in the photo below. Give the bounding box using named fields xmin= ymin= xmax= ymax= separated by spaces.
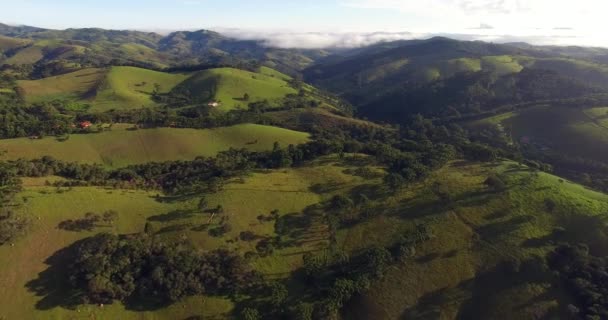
xmin=3 ymin=156 xmax=607 ymax=319
xmin=0 ymin=154 xmax=376 ymax=319
xmin=16 ymin=65 xmax=304 ymax=111
xmin=170 ymin=67 xmax=297 ymax=111
xmin=0 ymin=124 xmax=310 ymax=167
xmin=304 ymin=37 xmax=608 ymax=122
xmin=341 ymin=161 xmax=608 ymax=319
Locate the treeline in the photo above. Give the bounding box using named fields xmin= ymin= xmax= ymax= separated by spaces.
xmin=0 ymin=90 xmax=340 ymax=140
xmin=69 ymin=233 xmax=259 ymax=305
xmin=0 ymin=162 xmax=27 ymax=245
xmin=10 ymin=117 xmax=469 ymax=196
xmin=548 ymin=244 xmax=608 ymax=319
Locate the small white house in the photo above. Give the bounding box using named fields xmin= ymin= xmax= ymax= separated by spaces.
xmin=207 ymin=101 xmax=220 ymax=107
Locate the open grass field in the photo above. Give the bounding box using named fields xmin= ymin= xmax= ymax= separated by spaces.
xmin=173 ymin=67 xmax=297 ymax=111
xmin=0 ymin=155 xmax=379 ymax=319
xmin=18 ymin=68 xmax=106 ymax=103
xmin=0 ymin=124 xmax=310 ymax=167
xmin=340 ymin=161 xmax=608 ymax=319
xmin=92 ymin=66 xmax=190 ymax=111
xmin=17 ymin=66 xmax=190 ymax=111
xmin=0 ymin=186 xmax=235 ymax=320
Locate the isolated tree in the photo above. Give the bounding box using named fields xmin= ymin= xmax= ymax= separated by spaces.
xmin=384 ymin=173 xmax=406 ymax=192
xmin=197 ymin=197 xmax=208 ymax=211
xmin=290 ymin=302 xmax=314 ymax=320
xmin=330 ymin=195 xmax=354 ymax=210
xmin=243 ymin=93 xmax=250 ymax=101
xmin=484 ymin=175 xmax=506 ymax=192
xmin=241 ymin=308 xmax=261 ymax=320
xmin=102 ymin=210 xmax=119 ymax=225
xmin=270 ymin=282 xmax=288 ymax=309
xmin=152 ymin=83 xmax=161 ymax=97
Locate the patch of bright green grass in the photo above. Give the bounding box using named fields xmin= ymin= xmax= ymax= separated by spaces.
xmin=481 ymin=55 xmax=523 ymax=75
xmin=173 ymin=67 xmax=297 ymax=111
xmin=92 ymin=66 xmax=190 ymax=111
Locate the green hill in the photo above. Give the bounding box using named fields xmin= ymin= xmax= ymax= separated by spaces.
xmin=339 ymin=161 xmax=608 ymax=319
xmin=93 ymin=66 xmax=190 ymax=111
xmin=0 ymin=124 xmax=310 ymax=167
xmin=18 ymin=68 xmax=106 ymax=103
xmin=170 ymin=67 xmax=297 ymax=111
xmin=16 ymin=66 xmax=304 ymax=112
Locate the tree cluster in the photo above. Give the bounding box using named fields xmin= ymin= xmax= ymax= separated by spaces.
xmin=69 ymin=233 xmax=259 ymax=305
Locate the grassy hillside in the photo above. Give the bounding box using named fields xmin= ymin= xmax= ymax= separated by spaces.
xmin=16 ymin=66 xmax=303 ymax=112
xmin=17 ymin=66 xmax=190 ymax=111
xmin=0 ymin=35 xmax=30 ymax=50
xmin=0 ymin=155 xmax=374 ymax=319
xmin=92 ymin=66 xmax=190 ymax=111
xmin=0 ymin=124 xmax=310 ymax=167
xmin=3 ymin=149 xmax=608 ymax=319
xmin=171 ymin=67 xmax=297 ymax=111
xmin=4 ymin=45 xmax=45 ymax=65
xmin=340 ymin=161 xmax=608 ymax=319
xmin=18 ymin=68 xmax=106 ymax=103
xmin=0 ymin=186 xmax=234 ymax=320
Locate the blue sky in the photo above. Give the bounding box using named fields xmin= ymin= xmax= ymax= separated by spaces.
xmin=2 ymin=0 xmax=608 ymax=48
xmin=1 ymin=0 xmax=404 ymax=31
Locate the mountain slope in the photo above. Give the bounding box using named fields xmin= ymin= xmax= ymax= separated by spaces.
xmin=305 ymin=37 xmax=608 ymax=122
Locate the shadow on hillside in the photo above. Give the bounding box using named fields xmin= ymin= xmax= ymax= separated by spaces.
xmin=309 ymin=181 xmax=345 ymax=194
xmin=454 ymin=258 xmax=554 ymax=320
xmin=349 ymin=183 xmax=387 ymax=201
xmin=153 ymin=193 xmax=199 ymax=203
xmin=476 ymin=215 xmax=535 ymax=241
xmin=148 ymin=209 xmax=197 ymax=222
xmin=402 ymin=257 xmax=557 ymax=319
xmin=25 ymin=239 xmax=86 ymax=310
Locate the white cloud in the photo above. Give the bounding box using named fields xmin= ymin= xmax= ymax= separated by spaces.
xmin=217 ymin=29 xmax=418 ymax=49
xmin=214 ymin=28 xmax=603 ymax=49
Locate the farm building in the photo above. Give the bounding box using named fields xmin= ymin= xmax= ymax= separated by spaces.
xmin=78 ymin=121 xmax=92 ymax=129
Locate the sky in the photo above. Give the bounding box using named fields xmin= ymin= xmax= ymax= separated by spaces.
xmin=2 ymin=0 xmax=608 ymax=48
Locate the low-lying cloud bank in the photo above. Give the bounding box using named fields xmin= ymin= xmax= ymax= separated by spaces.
xmin=215 ymin=29 xmax=595 ymax=49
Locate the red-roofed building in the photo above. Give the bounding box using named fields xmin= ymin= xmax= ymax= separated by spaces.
xmin=79 ymin=121 xmax=92 ymax=129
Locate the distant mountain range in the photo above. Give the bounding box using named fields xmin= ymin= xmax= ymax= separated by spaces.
xmin=5 ymin=23 xmax=608 ymax=123
xmin=0 ymin=23 xmax=332 ymax=76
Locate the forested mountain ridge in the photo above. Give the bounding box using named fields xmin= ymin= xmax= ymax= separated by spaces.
xmin=0 ymin=23 xmax=331 ymax=78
